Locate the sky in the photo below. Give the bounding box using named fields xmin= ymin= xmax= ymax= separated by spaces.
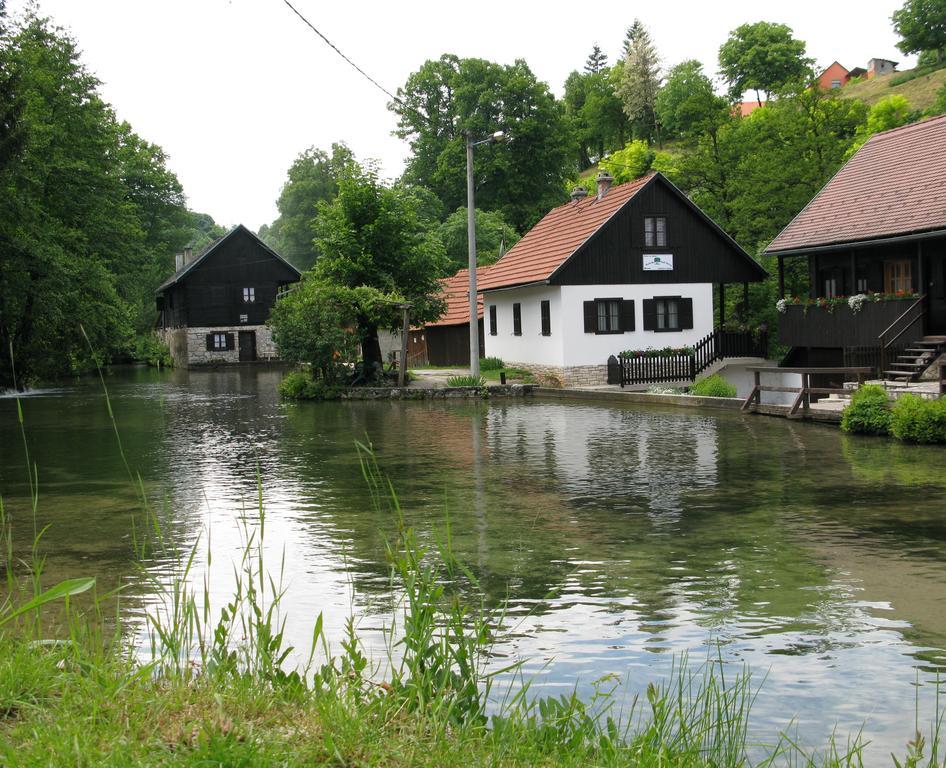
xmin=8 ymin=0 xmax=913 ymax=231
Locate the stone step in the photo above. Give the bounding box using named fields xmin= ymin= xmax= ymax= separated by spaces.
xmin=882 ymin=370 xmax=916 ymax=379
xmin=892 ymin=361 xmax=929 ymax=368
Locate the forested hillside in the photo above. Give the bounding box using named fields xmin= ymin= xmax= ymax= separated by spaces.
xmin=0 ymin=7 xmax=226 ymax=388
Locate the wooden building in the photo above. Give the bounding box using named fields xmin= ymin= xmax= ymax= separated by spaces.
xmin=155 ymin=225 xmax=300 ymax=367
xmin=410 ymin=267 xmax=487 ymax=367
xmin=767 ymin=115 xmax=946 ymax=380
xmin=479 ymin=171 xmax=768 ymax=386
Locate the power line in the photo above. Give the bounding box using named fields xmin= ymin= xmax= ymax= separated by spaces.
xmin=279 ymin=0 xmax=403 ymax=106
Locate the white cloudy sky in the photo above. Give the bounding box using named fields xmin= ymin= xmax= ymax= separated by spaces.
xmin=8 ymin=0 xmax=912 ymax=230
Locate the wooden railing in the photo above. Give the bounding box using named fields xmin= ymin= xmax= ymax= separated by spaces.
xmin=878 ymin=294 xmax=926 ymax=373
xmin=741 ymin=366 xmax=873 ymax=418
xmin=609 ymin=329 xmax=767 ymax=387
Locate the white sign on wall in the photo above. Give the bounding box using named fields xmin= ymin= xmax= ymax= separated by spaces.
xmin=643 ymin=253 xmax=674 ymax=271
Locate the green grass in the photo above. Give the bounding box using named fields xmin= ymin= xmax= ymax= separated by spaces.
xmin=843 ymin=66 xmax=946 ymax=112
xmin=482 ymin=367 xmax=535 ymax=384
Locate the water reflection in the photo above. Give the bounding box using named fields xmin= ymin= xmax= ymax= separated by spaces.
xmin=2 ymin=366 xmax=946 ymax=758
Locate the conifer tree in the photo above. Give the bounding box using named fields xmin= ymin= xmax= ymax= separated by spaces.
xmin=584 ymin=44 xmax=608 ymax=74
xmin=616 ymin=20 xmax=662 ymax=144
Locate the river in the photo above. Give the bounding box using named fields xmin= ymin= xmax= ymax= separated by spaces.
xmin=2 ymin=365 xmax=946 ymax=759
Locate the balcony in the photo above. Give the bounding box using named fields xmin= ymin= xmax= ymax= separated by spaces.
xmin=777 ymin=297 xmax=919 ymax=348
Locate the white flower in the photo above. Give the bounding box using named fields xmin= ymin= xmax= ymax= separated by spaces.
xmin=848 ymin=294 xmax=867 ymax=314
xmin=775 ymin=298 xmax=788 ymax=314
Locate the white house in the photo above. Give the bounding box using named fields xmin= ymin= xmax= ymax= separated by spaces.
xmin=479 ymin=172 xmax=767 ymax=386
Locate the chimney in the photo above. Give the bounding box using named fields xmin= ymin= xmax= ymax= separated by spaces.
xmin=183 ymin=247 xmax=194 ymax=265
xmin=570 ymin=186 xmax=588 ymax=202
xmin=596 ymin=170 xmax=614 ymax=200
xmin=175 ymin=252 xmax=184 ymax=271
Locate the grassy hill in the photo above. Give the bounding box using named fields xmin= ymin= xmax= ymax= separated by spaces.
xmin=842 ymin=65 xmax=946 ymax=112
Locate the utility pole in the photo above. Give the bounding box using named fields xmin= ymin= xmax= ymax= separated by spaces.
xmin=398 ymin=303 xmax=410 ymax=388
xmin=465 ymin=129 xmax=506 ymax=379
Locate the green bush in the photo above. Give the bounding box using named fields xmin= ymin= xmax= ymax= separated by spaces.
xmin=446 ymin=375 xmax=485 ymax=387
xmin=134 ymin=334 xmax=172 ymax=368
xmin=890 ymin=394 xmax=946 ymax=444
xmin=278 ymin=371 xmax=343 ymax=401
xmin=840 ymin=384 xmax=892 ymax=436
xmin=689 ymin=374 xmax=737 ymax=398
xmin=479 ymin=357 xmax=504 ymax=371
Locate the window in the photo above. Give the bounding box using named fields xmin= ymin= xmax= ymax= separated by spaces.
xmin=642 ymin=296 xmax=693 ymax=332
xmin=206 ymin=332 xmax=232 ymax=351
xmin=856 ymin=277 xmax=869 ymax=293
xmin=583 ymin=298 xmax=634 ymax=334
xmin=243 ymin=287 xmax=255 ymax=303
xmin=540 ymin=300 xmax=551 ymax=336
xmin=644 ymin=216 xmax=667 ymax=248
xmin=824 ymin=278 xmax=839 ymax=298
xmin=512 ymin=303 xmax=522 ymax=336
xmin=884 ymin=259 xmax=912 ymax=294
xmin=489 ymin=305 xmax=497 ymax=336
xmin=831 ymin=79 xmax=842 ymax=89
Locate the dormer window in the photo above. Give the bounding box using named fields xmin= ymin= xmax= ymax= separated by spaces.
xmin=644 ymin=216 xmax=667 ymax=248
xmin=243 ymin=287 xmax=255 ymax=303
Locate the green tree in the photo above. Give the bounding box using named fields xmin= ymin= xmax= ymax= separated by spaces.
xmin=892 ymin=0 xmax=946 ymax=64
xmin=269 ymin=280 xmax=398 ymax=383
xmin=934 ymin=81 xmax=946 ymax=114
xmin=656 ymin=60 xmax=730 ymax=139
xmin=0 ymin=13 xmax=189 ymax=387
xmin=718 ymin=21 xmax=813 ymax=105
xmin=390 ymin=54 xmax=573 ymax=231
xmin=437 ymin=207 xmax=520 ymax=274
xmin=311 ymin=161 xmax=447 ymax=370
xmin=266 ymin=143 xmax=354 ymax=270
xmin=616 ymin=20 xmax=662 ymax=143
xmin=563 ymin=67 xmax=628 ymax=167
xmin=585 ymin=44 xmax=608 ymax=74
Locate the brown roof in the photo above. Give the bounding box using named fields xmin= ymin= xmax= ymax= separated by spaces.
xmin=479 ymin=174 xmax=654 ymax=291
xmin=767 ymin=115 xmax=946 ymax=254
xmin=425 ymin=266 xmax=489 ymax=328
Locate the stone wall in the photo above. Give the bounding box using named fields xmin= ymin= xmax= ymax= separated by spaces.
xmin=339 ymin=384 xmax=535 ymax=400
xmin=160 ymin=325 xmax=278 ymax=367
xmin=505 ymin=361 xmax=608 ymax=388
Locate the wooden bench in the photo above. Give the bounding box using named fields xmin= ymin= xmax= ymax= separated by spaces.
xmin=741 ymin=367 xmax=873 ymax=419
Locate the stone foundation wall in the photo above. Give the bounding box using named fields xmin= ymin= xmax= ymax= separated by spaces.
xmin=159 ymin=325 xmax=277 ymax=367
xmin=506 ymin=362 xmax=608 ymax=388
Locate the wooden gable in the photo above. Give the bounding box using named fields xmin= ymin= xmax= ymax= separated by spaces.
xmin=550 ymin=175 xmax=766 ymax=286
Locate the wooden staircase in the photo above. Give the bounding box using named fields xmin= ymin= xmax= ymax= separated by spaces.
xmin=881 ymin=336 xmax=946 ymax=382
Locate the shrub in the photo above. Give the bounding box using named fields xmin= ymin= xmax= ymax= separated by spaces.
xmin=890 ymin=394 xmax=946 ymax=444
xmin=689 ymin=374 xmax=737 ymax=398
xmin=278 ymin=371 xmax=342 ymax=401
xmin=446 ymin=375 xmax=485 ymax=387
xmin=479 ymin=357 xmax=504 ymax=371
xmin=840 ymin=384 xmax=892 ymax=436
xmin=134 ymin=334 xmax=172 ymax=368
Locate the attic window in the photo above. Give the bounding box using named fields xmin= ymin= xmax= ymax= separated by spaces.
xmin=243 ymin=287 xmax=255 ymax=303
xmin=644 ymin=217 xmax=667 ymax=248
xmin=831 ymin=79 xmax=842 ymax=89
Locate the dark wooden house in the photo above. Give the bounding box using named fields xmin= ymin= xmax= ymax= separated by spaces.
xmin=155 ymin=225 xmax=300 ymax=366
xmin=410 ymin=267 xmax=487 ymax=367
xmin=767 ymin=115 xmax=946 ymax=380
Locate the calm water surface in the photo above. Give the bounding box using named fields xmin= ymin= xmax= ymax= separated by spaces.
xmin=3 ymin=366 xmax=946 ymax=759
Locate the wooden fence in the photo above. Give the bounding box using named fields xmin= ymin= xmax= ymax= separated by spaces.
xmin=609 ymin=329 xmax=767 ymax=387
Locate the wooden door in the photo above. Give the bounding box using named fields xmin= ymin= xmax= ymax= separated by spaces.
xmin=238 ymin=331 xmax=256 ymax=362
xmin=928 ymin=251 xmax=946 ymax=333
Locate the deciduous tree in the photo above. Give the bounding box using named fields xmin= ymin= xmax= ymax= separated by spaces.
xmin=310 ymin=161 xmax=447 ymax=370
xmin=437 ymin=207 xmax=519 ymax=274
xmin=390 ymin=54 xmax=573 ymax=231
xmin=892 ymin=0 xmax=946 ymax=64
xmin=718 ymin=21 xmax=813 ymax=106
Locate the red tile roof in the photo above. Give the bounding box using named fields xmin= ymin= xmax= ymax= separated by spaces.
xmin=478 ymin=174 xmax=654 ymax=291
xmin=767 ymin=114 xmax=946 ymax=253
xmin=425 ymin=266 xmax=489 ymax=328
xmin=735 ymin=100 xmax=764 ymax=117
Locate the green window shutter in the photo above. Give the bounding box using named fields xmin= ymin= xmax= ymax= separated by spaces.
xmin=642 ymin=299 xmax=657 ymax=331
xmin=679 ymin=298 xmax=694 ymax=329
xmin=583 ymin=301 xmax=596 ymax=333
xmin=620 ymin=299 xmax=635 ymax=332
